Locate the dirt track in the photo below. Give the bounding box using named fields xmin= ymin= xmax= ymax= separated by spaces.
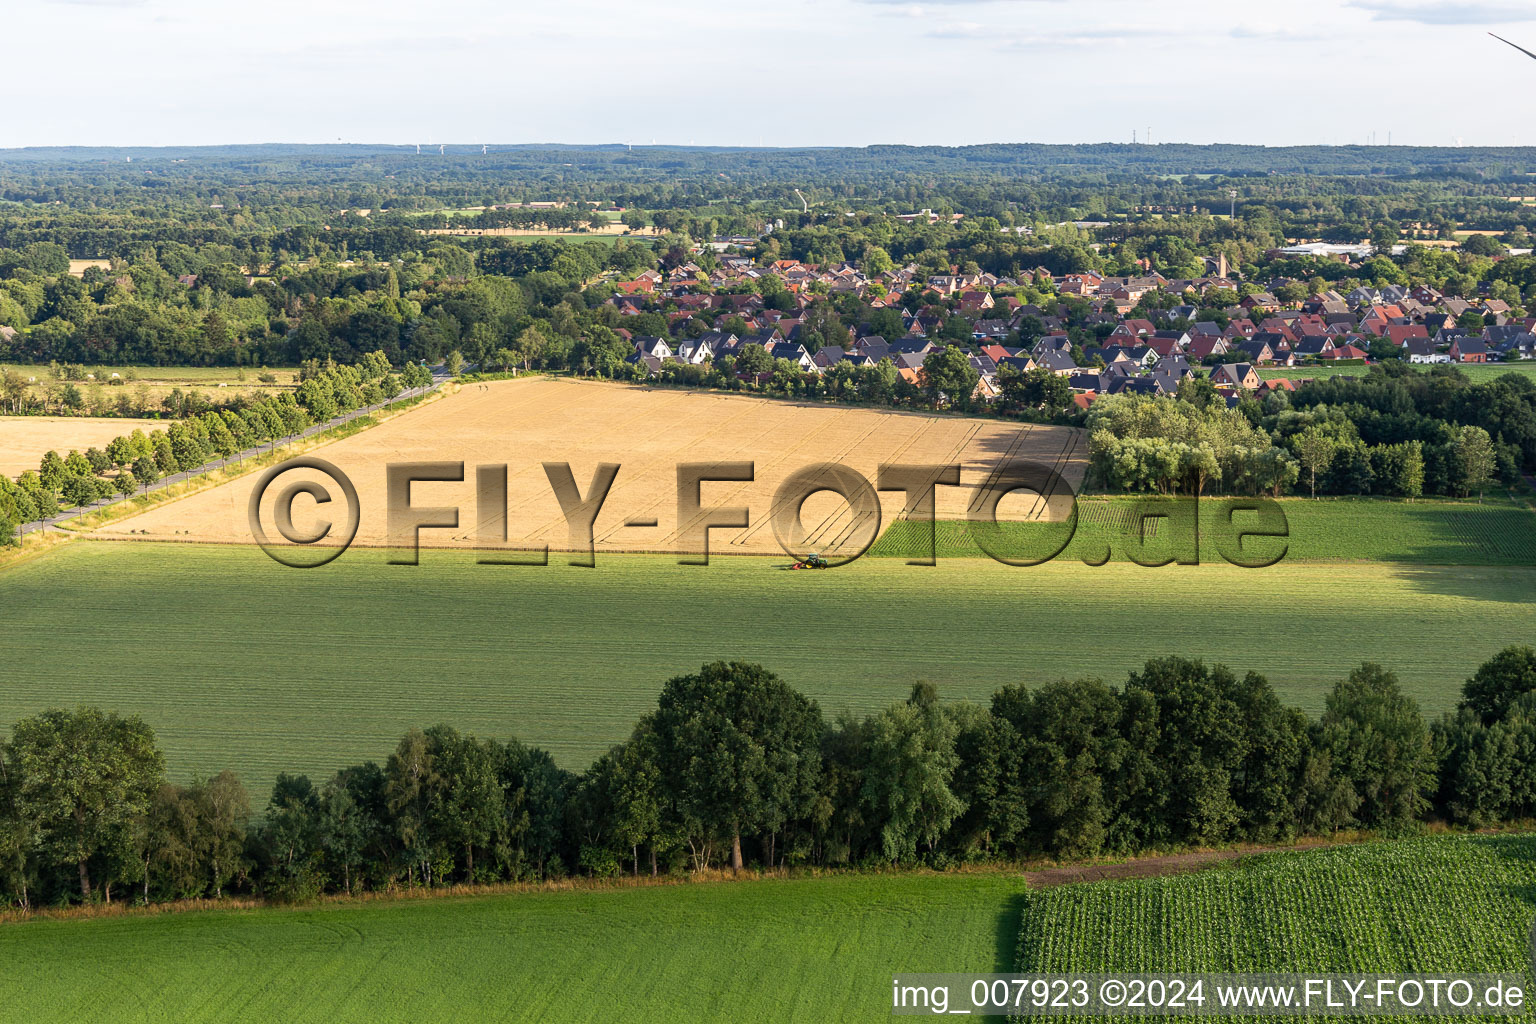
xmin=1023 ymin=842 xmax=1342 ymax=888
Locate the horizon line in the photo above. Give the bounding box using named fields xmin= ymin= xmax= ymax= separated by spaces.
xmin=0 ymin=140 xmax=1529 ymax=154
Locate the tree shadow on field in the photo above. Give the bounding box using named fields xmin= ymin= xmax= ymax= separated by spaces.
xmin=1390 ymin=564 xmax=1536 ymax=605
xmin=1311 ymin=499 xmax=1536 ymax=569
xmin=1488 ymin=832 xmax=1536 ymax=908
xmin=993 ymin=892 xmax=1027 ymax=974
xmin=981 ymin=892 xmax=1029 ymax=1022
xmin=1486 ymin=833 xmax=1536 ymax=976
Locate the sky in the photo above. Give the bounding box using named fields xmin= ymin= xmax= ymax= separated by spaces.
xmin=6 ymin=0 xmax=1536 ymax=149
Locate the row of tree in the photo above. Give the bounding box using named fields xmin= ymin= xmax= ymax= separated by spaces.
xmin=2 ymin=649 xmax=1532 ymax=910
xmin=1086 ymin=367 xmax=1536 ymax=498
xmin=0 ymin=353 xmax=428 ymax=542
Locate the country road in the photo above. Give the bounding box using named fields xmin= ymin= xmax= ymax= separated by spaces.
xmin=14 ymin=367 xmax=454 ymax=540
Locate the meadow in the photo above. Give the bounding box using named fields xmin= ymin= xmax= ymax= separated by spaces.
xmin=2 ymin=363 xmax=301 ymax=414
xmin=1017 ymin=833 xmax=1536 ymax=1022
xmin=869 ymin=494 xmax=1536 ymax=566
xmin=1257 ymin=362 xmax=1536 ymax=383
xmin=1 ymin=540 xmax=1530 ymax=797
xmin=0 ymin=871 xmax=1025 ymax=1023
xmin=2 ymin=834 xmax=1532 ymax=1023
xmin=4 ymin=364 xmax=301 ymax=387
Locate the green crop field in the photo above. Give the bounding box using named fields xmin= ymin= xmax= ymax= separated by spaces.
xmin=1017 ymin=833 xmax=1536 ymax=1022
xmin=4 ymin=835 xmax=1532 ymax=1023
xmin=1 ymin=540 xmax=1532 ymax=797
xmin=869 ymin=496 xmax=1536 ymax=566
xmin=0 ymin=871 xmax=1025 ymax=1024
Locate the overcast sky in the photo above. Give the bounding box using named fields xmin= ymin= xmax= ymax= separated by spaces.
xmin=7 ymin=0 xmax=1536 ymax=149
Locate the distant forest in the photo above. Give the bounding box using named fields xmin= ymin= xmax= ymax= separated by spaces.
xmin=4 ymin=143 xmax=1536 ymax=259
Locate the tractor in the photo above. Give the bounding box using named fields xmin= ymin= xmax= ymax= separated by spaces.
xmin=790 ymin=553 xmax=830 ymax=570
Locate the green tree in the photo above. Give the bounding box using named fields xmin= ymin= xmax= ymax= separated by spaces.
xmin=1177 ymin=374 xmax=1220 ymax=411
xmin=860 ymin=682 xmax=965 ymax=863
xmin=1316 ymin=664 xmax=1433 ymax=833
xmin=256 ymin=774 xmax=323 ymax=900
xmin=1460 ymin=646 xmax=1536 ymax=725
xmin=1296 ymin=426 xmax=1336 ymax=499
xmin=8 ymin=707 xmax=164 ymax=901
xmin=131 ymin=456 xmax=159 ymax=492
xmin=1453 ymin=425 xmax=1495 ymax=501
xmin=920 ymin=347 xmax=979 ymax=409
xmin=647 ymin=662 xmax=823 ymax=872
xmin=192 ymin=770 xmax=249 ymax=898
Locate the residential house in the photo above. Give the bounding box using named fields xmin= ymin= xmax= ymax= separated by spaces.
xmin=1449 ymin=338 xmax=1490 ymax=363
xmin=1291 ymin=337 xmax=1336 ymax=359
xmin=631 ymin=336 xmax=673 ymax=361
xmin=1211 ymin=362 xmax=1261 ymax=389
xmin=1035 ymin=349 xmax=1078 ymax=375
xmin=1402 ymin=338 xmax=1448 ymax=364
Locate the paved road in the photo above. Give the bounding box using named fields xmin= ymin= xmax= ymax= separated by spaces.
xmin=15 ymin=368 xmax=453 ymax=540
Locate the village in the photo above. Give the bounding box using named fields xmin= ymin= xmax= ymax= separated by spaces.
xmin=605 ymin=247 xmax=1534 ymax=409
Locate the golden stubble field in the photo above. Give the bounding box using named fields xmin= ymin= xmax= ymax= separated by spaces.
xmin=97 ymin=377 xmax=1086 ymax=556
xmin=1 ymin=416 xmax=169 ymax=478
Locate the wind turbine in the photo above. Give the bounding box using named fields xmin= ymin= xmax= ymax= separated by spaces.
xmin=482 ymin=144 xmax=487 ymax=155
xmin=1491 ymin=31 xmax=1536 ymax=60
xmin=439 ymin=144 xmax=445 ymax=156
xmin=415 ymin=143 xmax=421 ymax=155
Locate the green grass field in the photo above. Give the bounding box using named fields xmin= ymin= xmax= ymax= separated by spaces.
xmin=869 ymin=495 xmax=1536 ymax=566
xmin=522 ymin=233 xmax=639 ymax=245
xmin=3 ymin=834 xmax=1532 ymax=1023
xmin=1257 ymin=362 xmax=1536 ymax=383
xmin=1 ymin=541 xmax=1532 ymax=796
xmin=0 ymin=871 xmax=1024 ymax=1024
xmin=2 ymin=364 xmax=300 ymax=384
xmin=1017 ymin=833 xmax=1536 ymax=1022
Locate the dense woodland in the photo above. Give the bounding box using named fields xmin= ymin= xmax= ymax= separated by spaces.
xmin=1086 ymin=367 xmax=1534 ymax=500
xmin=1 ymin=651 xmax=1534 ymax=909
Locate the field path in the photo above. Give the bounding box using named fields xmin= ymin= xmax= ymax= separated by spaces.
xmin=1023 ymin=845 xmax=1332 ymax=888
xmin=16 ymin=369 xmax=451 ymax=538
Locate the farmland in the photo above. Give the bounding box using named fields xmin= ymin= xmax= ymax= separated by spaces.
xmin=0 ymin=870 xmax=1025 ymax=1024
xmin=1 ymin=540 xmax=1531 ymax=797
xmin=1256 ymin=362 xmax=1536 ymax=383
xmin=870 ymin=494 xmax=1536 ymax=566
xmin=2 ymin=834 xmax=1532 ymax=1023
xmin=96 ymin=376 xmax=1087 ymax=556
xmin=0 ymin=416 xmax=169 ymax=478
xmin=1017 ymin=833 xmax=1536 ymax=1022
xmin=2 ymin=363 xmax=301 ymax=412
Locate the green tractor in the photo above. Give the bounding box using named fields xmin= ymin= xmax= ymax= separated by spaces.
xmin=790 ymin=553 xmax=830 ymax=570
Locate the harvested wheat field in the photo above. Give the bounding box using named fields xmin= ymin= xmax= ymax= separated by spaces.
xmin=1 ymin=416 xmax=167 ymax=478
xmin=98 ymin=377 xmax=1086 ymax=556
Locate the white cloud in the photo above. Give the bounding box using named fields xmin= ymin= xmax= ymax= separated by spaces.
xmin=1 ymin=0 xmax=1533 ymax=147
xmin=1350 ymin=1 xmax=1536 ymax=25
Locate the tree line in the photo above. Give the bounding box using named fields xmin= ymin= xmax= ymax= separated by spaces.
xmin=1 ymin=650 xmax=1532 ymax=910
xmin=0 ymin=352 xmax=429 ymax=542
xmin=1087 ymin=365 xmax=1536 ymax=499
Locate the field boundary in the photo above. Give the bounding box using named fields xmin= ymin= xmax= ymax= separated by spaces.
xmin=5 ymin=827 xmax=1527 ymax=928
xmin=1 ymin=384 xmax=452 ymax=571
